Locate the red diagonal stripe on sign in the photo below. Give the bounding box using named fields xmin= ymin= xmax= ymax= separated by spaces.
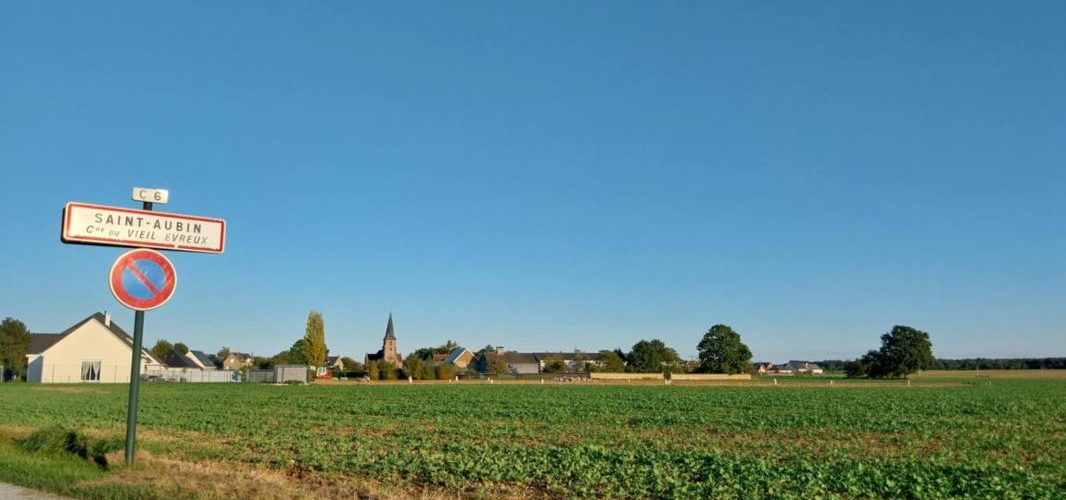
xmin=125 ymin=261 xmax=162 ymax=296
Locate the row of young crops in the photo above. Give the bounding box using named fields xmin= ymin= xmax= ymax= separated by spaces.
xmin=1 ymin=379 xmax=1064 ymax=498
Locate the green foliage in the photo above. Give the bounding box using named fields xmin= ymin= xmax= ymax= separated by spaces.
xmin=571 ymin=349 xmax=587 ymax=373
xmin=301 ymin=311 xmax=327 ymax=367
xmin=541 ymin=355 xmax=568 ymax=373
xmin=19 ymin=426 xmax=121 ymax=468
xmin=380 ymin=361 xmax=398 ymax=380
xmin=341 ymin=357 xmax=360 ymax=370
xmin=173 ymin=342 xmax=189 ymax=354
xmin=697 ymin=324 xmax=753 ymax=375
xmin=593 ymin=350 xmax=626 ymax=372
xmin=287 ymin=339 xmax=308 ymax=364
xmin=403 ymin=353 xmax=425 ymax=380
xmin=627 ymin=339 xmax=683 ymax=373
xmin=860 ymin=326 xmax=936 ymax=379
xmin=435 ymin=363 xmax=456 ymax=380
xmin=844 ymin=353 xmax=874 ymax=378
xmin=148 ymin=339 xmax=173 ymax=360
xmin=419 ymin=362 xmax=437 ymax=380
xmin=412 ymin=340 xmax=461 ymax=361
xmin=215 ymin=347 xmax=230 ymax=368
xmin=474 ymin=353 xmax=511 ymax=376
xmin=0 ymin=317 xmax=31 ymax=380
xmin=366 ymin=360 xmax=380 ymax=380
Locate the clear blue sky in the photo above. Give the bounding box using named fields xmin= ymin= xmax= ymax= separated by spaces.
xmin=2 ymin=1 xmax=1063 ymax=362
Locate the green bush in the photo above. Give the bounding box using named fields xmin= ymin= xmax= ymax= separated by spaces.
xmin=20 ymin=426 xmax=121 ymax=468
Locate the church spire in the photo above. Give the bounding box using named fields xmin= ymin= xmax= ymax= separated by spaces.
xmin=384 ymin=312 xmax=396 ymax=341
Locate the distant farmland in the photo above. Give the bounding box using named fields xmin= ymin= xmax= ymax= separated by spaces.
xmin=1 ymin=372 xmax=1064 ymax=499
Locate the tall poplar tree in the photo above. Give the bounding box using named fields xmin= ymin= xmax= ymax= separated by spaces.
xmin=301 ymin=311 xmax=327 ymax=367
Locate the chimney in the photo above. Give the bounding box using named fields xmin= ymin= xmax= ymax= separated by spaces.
xmin=495 ymin=346 xmax=505 ymax=355
xmin=104 ymin=311 xmax=111 ymax=327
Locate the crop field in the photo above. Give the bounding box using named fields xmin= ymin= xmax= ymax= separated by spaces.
xmin=1 ymin=374 xmax=1064 ymax=499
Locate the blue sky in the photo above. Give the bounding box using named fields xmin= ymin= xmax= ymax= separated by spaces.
xmin=2 ymin=1 xmax=1063 ymax=362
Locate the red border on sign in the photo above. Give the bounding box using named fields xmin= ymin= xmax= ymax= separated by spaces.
xmin=62 ymin=202 xmax=226 ymax=253
xmin=109 ymin=249 xmax=178 ymax=311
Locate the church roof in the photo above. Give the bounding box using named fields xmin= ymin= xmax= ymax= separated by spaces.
xmin=384 ymin=313 xmax=396 ymax=340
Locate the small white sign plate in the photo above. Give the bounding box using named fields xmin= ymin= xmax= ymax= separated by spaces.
xmin=132 ymin=187 xmax=169 ymax=204
xmin=62 ymin=202 xmax=226 ymax=254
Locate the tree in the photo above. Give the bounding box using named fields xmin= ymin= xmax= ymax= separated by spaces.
xmin=874 ymin=325 xmax=935 ymax=378
xmin=626 ymin=339 xmax=683 ymax=373
xmin=302 ymin=311 xmax=327 ymax=367
xmin=0 ymin=317 xmax=32 ymax=380
xmin=413 ymin=340 xmax=462 ymax=361
xmin=438 ymin=340 xmax=459 ymax=354
xmin=481 ymin=353 xmax=509 ymax=376
xmin=216 ymin=347 xmax=231 ymax=368
xmin=149 ymin=339 xmax=174 ymax=360
xmin=173 ymin=342 xmax=189 ymax=354
xmin=572 ymin=349 xmax=587 ymax=373
xmin=419 ymin=362 xmax=438 ymax=380
xmin=541 ymin=355 xmax=567 ymax=373
xmin=435 ymin=363 xmax=456 ymax=380
xmin=412 ymin=346 xmax=437 ymax=360
xmin=286 ymin=339 xmax=308 ymax=364
xmin=404 ymin=353 xmax=425 ymax=380
xmin=697 ymin=324 xmax=753 ymax=374
xmin=380 ymin=361 xmax=398 ymax=380
xmin=844 ymin=352 xmax=877 ymax=378
xmin=476 ymin=345 xmax=498 ymax=355
xmin=366 ymin=360 xmax=380 ymax=380
xmin=594 ymin=350 xmax=626 ymax=372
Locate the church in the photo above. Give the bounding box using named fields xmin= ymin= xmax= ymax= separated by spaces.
xmin=365 ymin=313 xmax=403 ymax=365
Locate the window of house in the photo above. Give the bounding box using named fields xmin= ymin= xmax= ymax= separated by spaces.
xmin=81 ymin=361 xmax=101 ymax=382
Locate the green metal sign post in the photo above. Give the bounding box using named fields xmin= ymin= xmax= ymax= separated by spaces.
xmin=60 ymin=188 xmax=225 ymax=467
xmin=123 ymin=200 xmax=151 ymax=466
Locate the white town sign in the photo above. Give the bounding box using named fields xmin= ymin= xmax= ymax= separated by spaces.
xmin=62 ymin=201 xmax=226 ymax=254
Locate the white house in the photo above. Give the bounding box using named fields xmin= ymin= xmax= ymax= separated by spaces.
xmin=25 ymin=312 xmax=165 ymax=383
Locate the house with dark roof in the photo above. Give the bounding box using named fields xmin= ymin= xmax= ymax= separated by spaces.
xmin=185 ymin=350 xmax=218 ymax=370
xmin=752 ymin=362 xmax=775 ymax=374
xmin=161 ymin=350 xmax=202 ymax=370
xmin=785 ymin=361 xmax=824 ymax=375
xmin=472 ymin=348 xmax=607 ymax=375
xmin=25 ymin=312 xmax=165 ymax=383
xmin=325 ymin=356 xmax=344 ymax=371
xmin=444 ymin=347 xmax=475 ymax=370
xmin=222 ymin=352 xmax=255 ymax=370
xmin=532 ymin=352 xmax=602 ymax=372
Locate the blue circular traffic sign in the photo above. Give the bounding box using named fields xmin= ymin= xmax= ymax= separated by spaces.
xmin=109 ymin=249 xmax=177 ymax=311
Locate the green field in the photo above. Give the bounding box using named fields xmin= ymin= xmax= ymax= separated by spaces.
xmin=1 ymin=375 xmax=1064 ymax=499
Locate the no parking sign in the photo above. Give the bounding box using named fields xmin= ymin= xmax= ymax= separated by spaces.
xmin=109 ymin=249 xmax=177 ymax=311
xmin=61 ymin=187 xmax=223 ymax=467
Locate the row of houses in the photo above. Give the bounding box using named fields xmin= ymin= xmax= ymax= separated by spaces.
xmin=22 ymin=311 xmax=824 ymax=384
xmin=753 ymin=361 xmax=824 ymax=375
xmin=359 ymin=317 xmax=605 ymax=376
xmin=24 ymin=312 xmax=253 ymax=383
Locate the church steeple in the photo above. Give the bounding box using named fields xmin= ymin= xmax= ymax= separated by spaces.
xmin=384 ymin=312 xmax=396 ymax=341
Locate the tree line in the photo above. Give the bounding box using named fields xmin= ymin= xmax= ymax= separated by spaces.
xmin=817 ymin=357 xmax=1066 ymax=372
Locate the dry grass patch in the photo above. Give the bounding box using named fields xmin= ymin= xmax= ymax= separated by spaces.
xmin=87 ymin=451 xmax=470 ymax=500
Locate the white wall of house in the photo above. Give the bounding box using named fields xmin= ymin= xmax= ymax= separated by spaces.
xmin=509 ymin=363 xmax=541 ymax=375
xmin=26 ymin=319 xmax=163 ymax=383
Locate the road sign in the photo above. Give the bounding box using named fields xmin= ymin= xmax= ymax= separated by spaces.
xmin=132 ymin=187 xmax=169 ymax=204
xmin=62 ymin=202 xmax=225 ymax=253
xmin=109 ymin=249 xmax=178 ymax=311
